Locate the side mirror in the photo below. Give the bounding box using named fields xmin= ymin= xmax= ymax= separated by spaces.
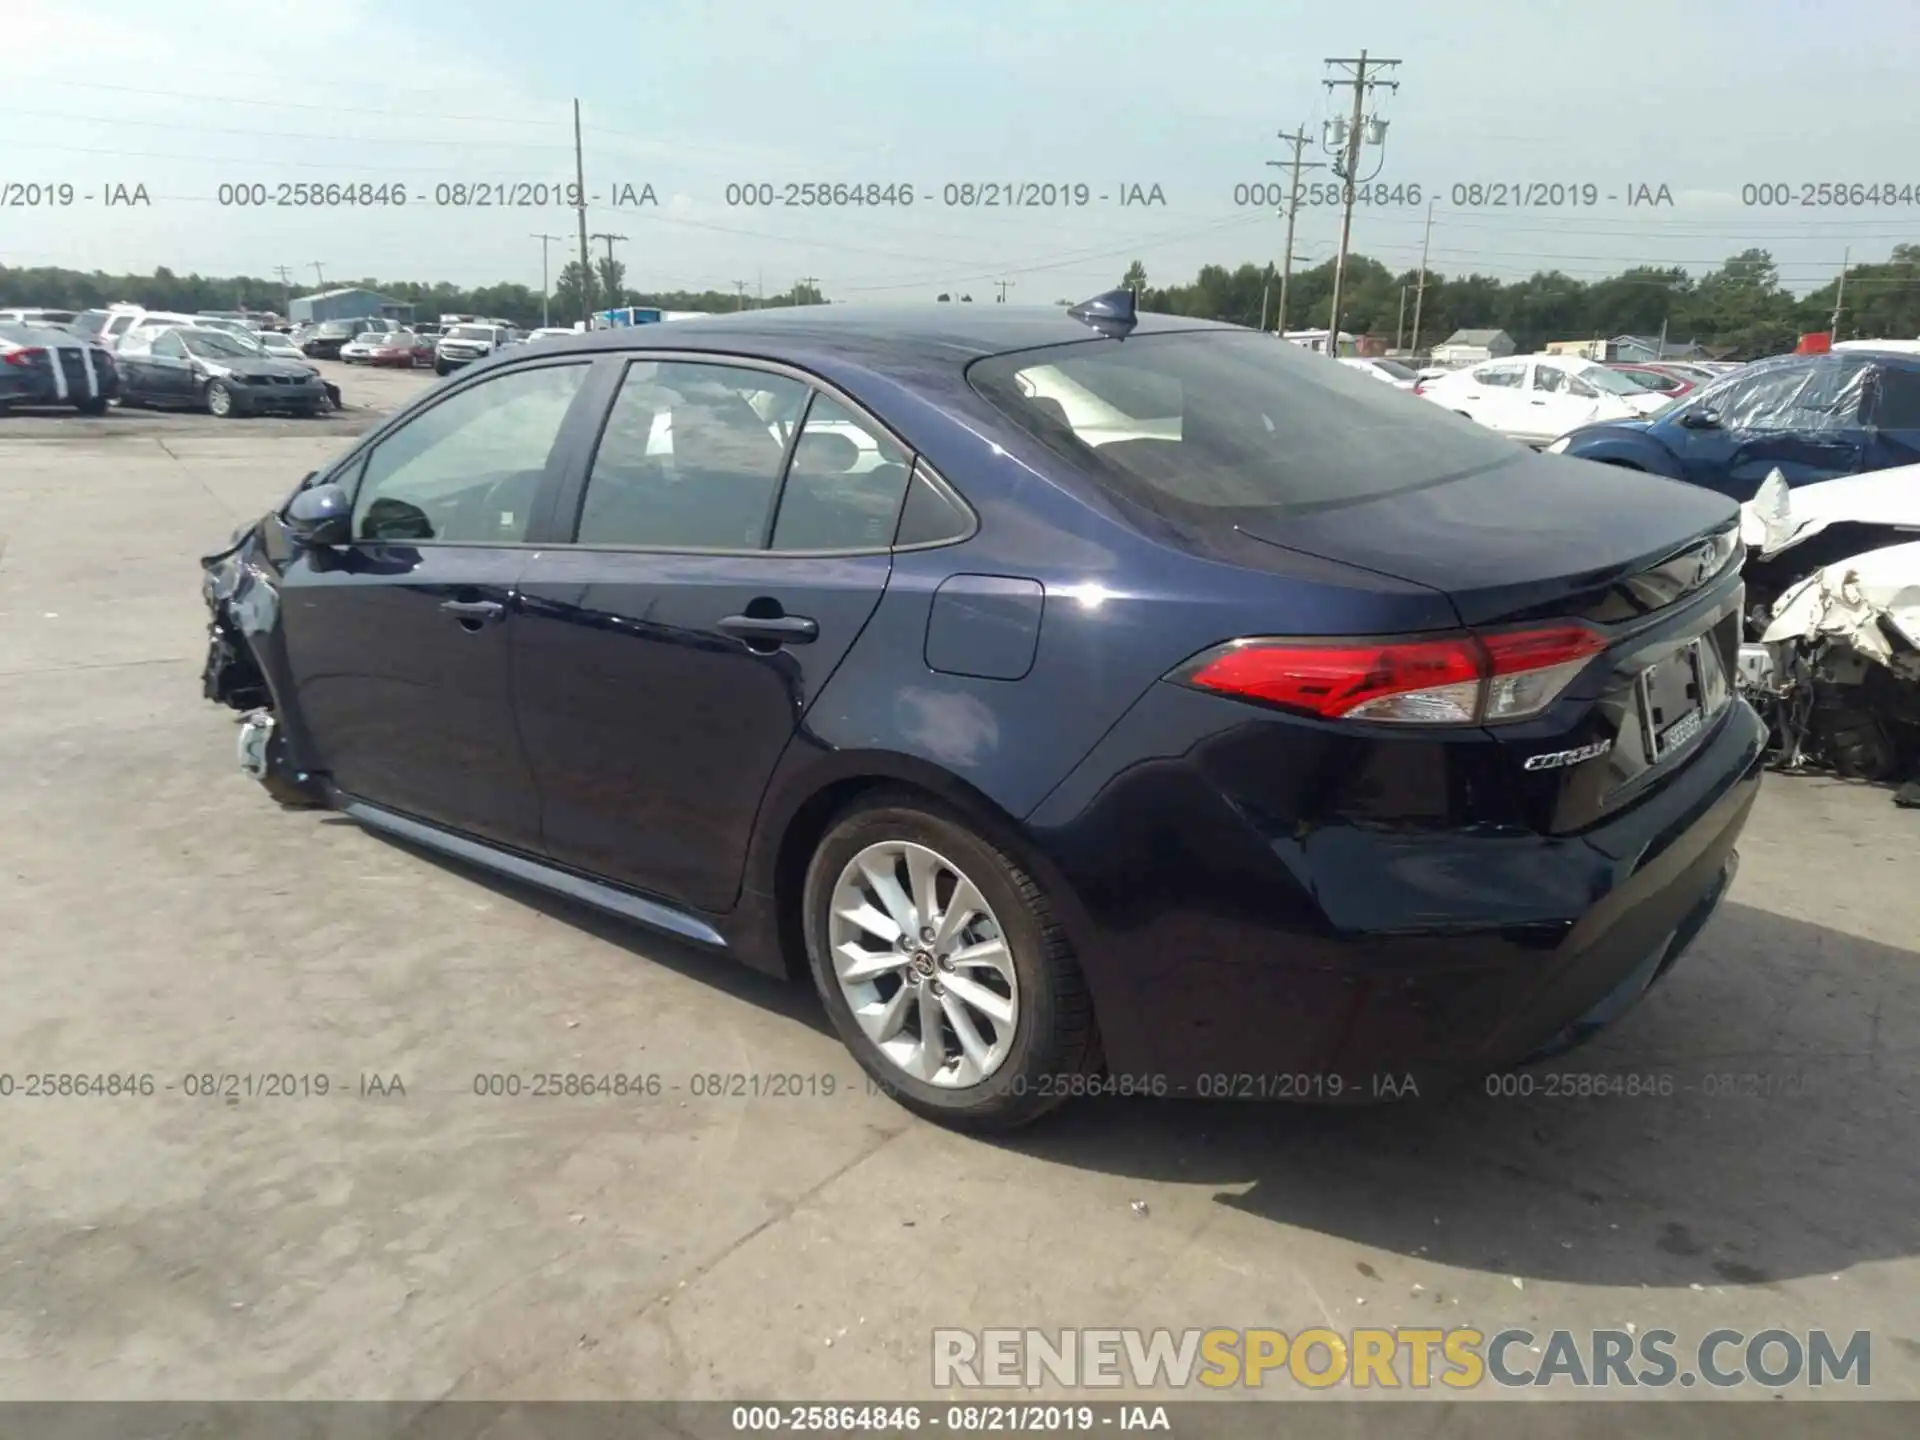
xmin=285 ymin=482 xmax=353 ymax=546
xmin=1679 ymin=408 xmax=1720 ymax=429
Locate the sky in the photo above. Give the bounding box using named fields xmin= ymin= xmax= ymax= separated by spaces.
xmin=6 ymin=0 xmax=1919 ymax=304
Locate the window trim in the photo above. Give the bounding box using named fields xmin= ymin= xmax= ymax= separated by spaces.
xmin=329 ymin=354 xmax=599 ymax=549
xmin=554 ymin=349 xmax=977 ymax=558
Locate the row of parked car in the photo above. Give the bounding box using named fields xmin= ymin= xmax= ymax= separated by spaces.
xmin=293 ymin=317 xmax=581 ymax=374
xmin=0 ymin=304 xmax=340 ymax=417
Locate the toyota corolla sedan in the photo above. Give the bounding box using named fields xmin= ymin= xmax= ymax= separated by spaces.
xmin=199 ymin=296 xmax=1764 ymax=1130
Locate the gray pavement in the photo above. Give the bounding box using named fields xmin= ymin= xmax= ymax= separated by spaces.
xmin=1 ymin=417 xmax=1916 ymax=1405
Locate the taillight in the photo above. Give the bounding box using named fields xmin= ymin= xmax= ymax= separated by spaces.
xmin=1412 ymin=381 xmax=1427 ymax=396
xmin=2 ymin=346 xmax=46 ymax=367
xmin=1173 ymin=624 xmax=1607 ymax=725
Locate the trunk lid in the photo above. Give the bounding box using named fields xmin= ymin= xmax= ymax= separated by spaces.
xmin=1231 ymin=447 xmax=1738 ymax=628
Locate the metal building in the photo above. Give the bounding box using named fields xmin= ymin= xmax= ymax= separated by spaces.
xmin=287 ymin=287 xmax=413 ymax=325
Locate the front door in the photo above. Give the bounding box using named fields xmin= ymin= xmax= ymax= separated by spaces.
xmin=1676 ymin=357 xmax=1870 ymax=499
xmin=512 ymin=359 xmax=913 ymax=913
xmin=1520 ymin=362 xmax=1598 ymax=444
xmin=278 ymin=358 xmax=597 ymax=848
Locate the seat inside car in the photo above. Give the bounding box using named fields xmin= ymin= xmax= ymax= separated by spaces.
xmin=773 ymin=430 xmax=905 ymax=550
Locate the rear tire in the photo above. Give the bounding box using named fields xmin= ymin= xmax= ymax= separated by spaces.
xmin=802 ymin=794 xmax=1100 ymax=1132
xmin=75 ymin=396 xmax=108 ymax=416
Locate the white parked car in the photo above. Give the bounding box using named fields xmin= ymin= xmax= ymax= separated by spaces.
xmin=525 ymin=327 xmax=581 ymax=343
xmin=1339 ymin=357 xmax=1420 ymax=390
xmin=1417 ymin=354 xmax=1670 ymax=446
xmin=338 ymin=332 xmax=386 ymax=364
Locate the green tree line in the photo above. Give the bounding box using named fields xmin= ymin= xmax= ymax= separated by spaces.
xmin=0 ymin=261 xmax=826 ymax=329
xmin=1118 ymin=244 xmax=1920 ymax=357
xmin=5 ymin=245 xmax=1916 ymax=356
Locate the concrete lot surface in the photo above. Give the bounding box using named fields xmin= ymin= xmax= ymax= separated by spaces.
xmin=1 ymin=416 xmax=1916 ymax=1407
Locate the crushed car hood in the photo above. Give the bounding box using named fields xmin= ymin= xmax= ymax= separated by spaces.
xmin=1743 ymin=464 xmax=1920 ymax=556
xmin=1760 ymin=537 xmax=1920 ymax=671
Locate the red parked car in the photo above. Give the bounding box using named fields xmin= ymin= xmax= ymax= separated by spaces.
xmin=1605 ymin=363 xmax=1700 ymax=400
xmin=367 ymin=332 xmax=433 ymax=368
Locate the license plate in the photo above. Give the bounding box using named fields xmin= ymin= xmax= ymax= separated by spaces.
xmin=1639 ymin=640 xmax=1705 ymax=762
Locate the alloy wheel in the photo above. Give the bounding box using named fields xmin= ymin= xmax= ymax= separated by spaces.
xmin=826 ymin=840 xmax=1019 ymax=1088
xmin=208 ymin=383 xmax=231 ymax=417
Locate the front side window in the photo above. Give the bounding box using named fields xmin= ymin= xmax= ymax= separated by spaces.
xmin=1867 ymin=364 xmax=1920 ymax=429
xmin=770 ymin=394 xmax=913 ymax=551
xmin=1533 ymin=366 xmax=1568 ymax=393
xmin=576 ymin=360 xmax=807 ymax=549
xmin=351 ymin=362 xmax=588 ymax=543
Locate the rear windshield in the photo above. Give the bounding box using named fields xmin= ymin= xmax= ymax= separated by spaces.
xmin=968 ymin=330 xmax=1525 ymax=516
xmin=446 ymin=325 xmax=494 ymax=341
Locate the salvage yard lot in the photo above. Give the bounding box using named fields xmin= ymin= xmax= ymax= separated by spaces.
xmin=1 ymin=418 xmax=1917 ymax=1406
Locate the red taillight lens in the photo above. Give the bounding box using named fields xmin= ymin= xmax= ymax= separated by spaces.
xmin=2 ymin=346 xmax=46 ymax=367
xmin=1176 ymin=624 xmax=1607 ymax=725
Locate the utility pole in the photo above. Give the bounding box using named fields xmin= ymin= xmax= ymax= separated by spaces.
xmin=309 ymin=261 xmax=326 ymax=287
xmin=529 ymin=233 xmax=561 ymax=327
xmin=1410 ymin=196 xmax=1434 ymax=353
xmin=274 ymin=264 xmax=294 ymax=318
xmin=797 ymin=275 xmax=820 ymax=305
xmin=1830 ymin=247 xmax=1850 ymax=339
xmin=1322 ymin=50 xmax=1400 ymax=355
xmin=1259 ymin=263 xmax=1274 ymax=333
xmin=733 ymin=280 xmax=749 ymax=310
xmin=995 ymin=279 xmax=1014 ymax=303
xmin=590 ymin=232 xmax=628 ymax=308
xmin=572 ymin=99 xmax=594 ymax=322
xmin=1266 ymin=127 xmax=1323 ymax=335
xmin=1395 ymin=284 xmax=1407 ymax=352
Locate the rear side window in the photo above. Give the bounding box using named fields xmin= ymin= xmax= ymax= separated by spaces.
xmin=770 ymin=394 xmax=912 ymax=551
xmin=969 ymin=330 xmax=1524 ymax=516
xmin=576 ymin=360 xmax=808 ymax=549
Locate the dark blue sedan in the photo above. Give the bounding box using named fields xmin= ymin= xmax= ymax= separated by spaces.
xmin=200 ymin=295 xmax=1765 ymax=1129
xmin=1549 ymin=349 xmax=1920 ymax=501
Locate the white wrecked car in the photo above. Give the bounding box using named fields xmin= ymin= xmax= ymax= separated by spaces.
xmin=1737 ymin=468 xmax=1920 ymax=794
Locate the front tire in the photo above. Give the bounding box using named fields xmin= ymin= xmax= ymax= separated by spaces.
xmin=434 ymin=361 xmax=451 ymax=376
xmin=206 ymin=380 xmax=237 ymax=418
xmin=75 ymin=396 xmax=109 ymax=416
xmin=802 ymin=795 xmax=1100 ymax=1131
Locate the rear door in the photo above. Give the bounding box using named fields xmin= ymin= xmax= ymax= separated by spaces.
xmin=1458 ymin=359 xmax=1527 ymax=432
xmin=277 ymin=356 xmax=596 ymax=847
xmin=511 ymin=355 xmax=912 ymax=912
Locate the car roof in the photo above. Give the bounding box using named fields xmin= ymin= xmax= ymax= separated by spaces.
xmin=536 ymin=304 xmax=1235 ymax=376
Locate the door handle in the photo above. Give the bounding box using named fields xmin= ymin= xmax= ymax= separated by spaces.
xmin=717 ymin=613 xmax=819 ymax=644
xmin=1530 ymin=399 xmax=1547 ymax=405
xmin=441 ymin=598 xmax=506 ymax=622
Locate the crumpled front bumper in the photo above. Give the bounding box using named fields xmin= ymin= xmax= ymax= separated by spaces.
xmin=199 ymin=526 xmax=277 ymax=710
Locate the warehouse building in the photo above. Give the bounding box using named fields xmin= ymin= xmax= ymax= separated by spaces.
xmin=287 ymin=287 xmax=413 ymax=325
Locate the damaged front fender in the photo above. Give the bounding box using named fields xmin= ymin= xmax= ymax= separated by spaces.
xmin=199 ymin=521 xmax=281 ymax=710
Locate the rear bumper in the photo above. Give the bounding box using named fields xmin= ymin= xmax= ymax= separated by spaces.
xmin=1027 ymin=692 xmax=1767 ymax=1098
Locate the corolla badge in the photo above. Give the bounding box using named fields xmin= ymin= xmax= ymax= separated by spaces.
xmin=1523 ymin=738 xmax=1613 ymax=771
